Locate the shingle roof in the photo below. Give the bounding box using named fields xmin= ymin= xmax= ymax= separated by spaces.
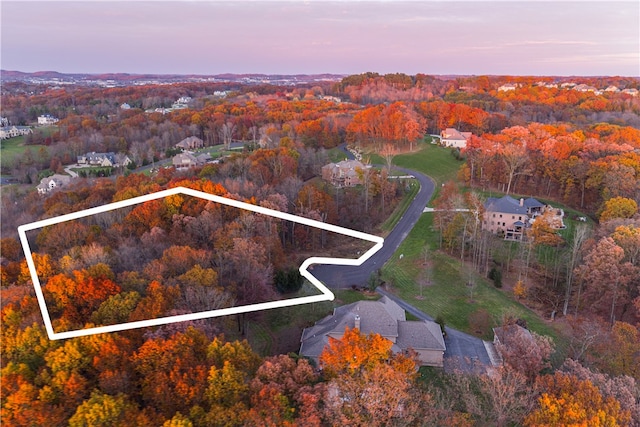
xmin=442 ymin=128 xmax=467 ymax=140
xmin=300 ymin=296 xmax=445 ymax=360
xmin=484 ymin=195 xmax=528 ymax=215
xmin=396 ymin=320 xmax=445 ymax=351
xmin=523 ymin=197 xmax=545 ymax=209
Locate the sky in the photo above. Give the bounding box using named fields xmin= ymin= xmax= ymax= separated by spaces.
xmin=1 ymin=0 xmax=639 ymax=77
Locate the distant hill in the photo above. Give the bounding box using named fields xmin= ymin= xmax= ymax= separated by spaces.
xmin=0 ymin=70 xmax=346 ymax=86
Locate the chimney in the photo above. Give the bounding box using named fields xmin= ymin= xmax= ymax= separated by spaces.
xmin=354 ymin=315 xmax=361 ymax=330
xmin=519 ymin=198 xmax=524 ymax=207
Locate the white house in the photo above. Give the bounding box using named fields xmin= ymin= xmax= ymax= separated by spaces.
xmin=37 ymin=115 xmax=59 ymax=125
xmin=498 ymin=83 xmax=517 ymax=92
xmin=36 ymin=174 xmax=72 ymax=195
xmin=440 ymin=128 xmax=472 ymax=149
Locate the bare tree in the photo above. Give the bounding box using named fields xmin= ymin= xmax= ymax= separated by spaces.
xmin=219 ymin=121 xmax=236 ymax=150
xmin=500 ymin=142 xmax=530 ymax=195
xmin=563 ymin=224 xmax=590 ymax=316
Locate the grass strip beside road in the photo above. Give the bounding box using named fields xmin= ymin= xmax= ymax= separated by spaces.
xmin=381 ymin=213 xmax=567 ymax=362
xmin=380 ymin=178 xmax=420 ymax=232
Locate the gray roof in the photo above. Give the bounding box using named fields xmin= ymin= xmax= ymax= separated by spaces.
xmin=523 ymin=197 xmax=545 ymax=209
xmin=396 ymin=320 xmax=445 ymax=351
xmin=300 ymin=296 xmax=445 ymax=360
xmin=485 ymin=195 xmax=529 ymax=215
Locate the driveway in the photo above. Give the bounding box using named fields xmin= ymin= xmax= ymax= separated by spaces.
xmin=377 ymin=287 xmax=495 ymax=372
xmin=312 ymin=147 xmax=435 ymax=288
xmin=313 ymin=144 xmax=495 ymax=371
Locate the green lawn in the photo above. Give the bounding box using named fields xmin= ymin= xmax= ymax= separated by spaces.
xmin=393 ymin=141 xmax=464 ymax=186
xmin=327 ymin=147 xmax=349 ymax=163
xmin=1 ymin=136 xmax=49 ymax=171
xmin=380 ymin=206 xmax=567 ymax=362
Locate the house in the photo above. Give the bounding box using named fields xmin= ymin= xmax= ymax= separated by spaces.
xmin=621 ymin=88 xmax=639 ymax=97
xmin=114 ymin=153 xmax=133 ymax=168
xmin=172 ymin=152 xmax=210 ymax=170
xmin=120 ymin=103 xmax=131 ymax=110
xmin=0 ymin=126 xmax=33 ymax=140
xmin=440 ymin=128 xmax=472 ymax=149
xmin=299 ymin=296 xmax=446 ymax=367
xmin=483 ymin=195 xmax=545 ymax=240
xmin=76 ymin=152 xmax=131 ymax=167
xmin=321 ymin=159 xmax=367 ymax=187
xmin=573 ymin=84 xmax=597 ymax=93
xmin=77 ymin=152 xmax=115 ymax=167
xmin=175 ymin=136 xmax=204 ymax=150
xmin=36 ymin=174 xmax=71 ymax=194
xmin=498 ymin=83 xmax=517 ymax=92
xmin=37 ymin=114 xmax=59 ymax=125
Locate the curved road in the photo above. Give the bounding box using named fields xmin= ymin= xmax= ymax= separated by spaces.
xmin=312 ymin=152 xmax=435 ymax=288
xmin=312 ymin=145 xmax=495 ymax=372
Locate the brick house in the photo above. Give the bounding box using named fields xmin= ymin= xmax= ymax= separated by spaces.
xmin=321 ymin=159 xmax=368 ymax=187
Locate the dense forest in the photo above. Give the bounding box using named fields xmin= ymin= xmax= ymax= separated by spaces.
xmin=1 ymin=72 xmax=639 ymax=425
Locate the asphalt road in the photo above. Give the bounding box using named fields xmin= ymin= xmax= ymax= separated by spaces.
xmin=312 ymin=146 xmax=494 ymax=371
xmin=312 ymin=164 xmax=435 ymax=288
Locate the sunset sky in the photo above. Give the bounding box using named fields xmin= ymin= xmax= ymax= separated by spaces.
xmin=1 ymin=0 xmax=639 ymax=77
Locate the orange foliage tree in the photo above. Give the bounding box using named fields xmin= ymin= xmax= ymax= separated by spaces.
xmin=525 ymin=372 xmax=631 ymax=426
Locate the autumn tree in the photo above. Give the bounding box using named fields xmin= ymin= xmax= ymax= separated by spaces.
xmin=246 ymin=355 xmax=324 ymax=426
xmin=599 ymin=196 xmax=639 ymax=223
xmin=575 ymin=237 xmax=635 ymax=323
xmin=319 ymin=327 xmax=422 ymax=426
xmin=131 ymin=327 xmax=210 ymax=418
xmin=450 ymin=366 xmax=535 ymax=427
xmin=530 ymin=209 xmax=565 ymax=247
xmin=525 ymin=372 xmax=631 ymax=427
xmin=494 ymin=323 xmax=554 ymax=382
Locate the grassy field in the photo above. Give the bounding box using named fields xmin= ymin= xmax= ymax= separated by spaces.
xmin=369 ymin=139 xmax=571 ymax=361
xmin=0 ymin=136 xmax=49 ymax=171
xmin=381 ymin=214 xmax=567 ymax=360
xmin=393 ymin=140 xmax=464 ymax=186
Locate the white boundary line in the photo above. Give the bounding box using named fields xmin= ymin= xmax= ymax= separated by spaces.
xmin=17 ymin=186 xmax=384 ymax=340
